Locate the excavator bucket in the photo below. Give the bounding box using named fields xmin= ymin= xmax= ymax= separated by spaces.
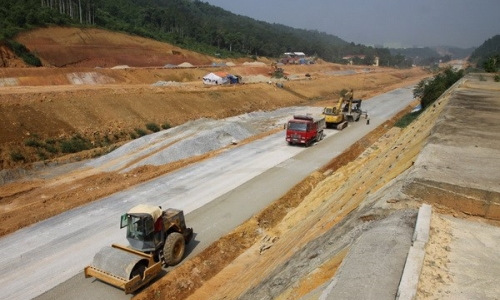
xmin=84 ymin=244 xmax=161 ymax=294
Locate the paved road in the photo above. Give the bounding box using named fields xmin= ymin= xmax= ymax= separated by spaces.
xmin=0 ymin=87 xmax=416 ymax=300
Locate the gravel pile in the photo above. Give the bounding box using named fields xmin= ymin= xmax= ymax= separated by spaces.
xmin=123 ymin=120 xmax=257 ymax=171
xmin=242 ymin=61 xmax=267 ymax=66
xmin=242 ymin=74 xmax=271 ymax=83
xmin=151 ymin=81 xmax=185 ymax=87
xmin=0 ymin=78 xmax=19 ymax=86
xmin=110 ymin=65 xmax=130 ymax=69
xmin=177 ymin=62 xmax=194 ymax=68
xmin=325 ymin=70 xmax=357 ymax=76
xmin=84 ymin=106 xmax=323 ymax=173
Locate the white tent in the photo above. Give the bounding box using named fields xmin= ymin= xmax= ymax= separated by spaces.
xmin=203 ymin=72 xmax=229 ymax=85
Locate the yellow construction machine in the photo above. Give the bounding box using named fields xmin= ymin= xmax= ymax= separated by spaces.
xmin=84 ymin=204 xmax=193 ymax=294
xmin=321 ymin=89 xmax=366 ymax=129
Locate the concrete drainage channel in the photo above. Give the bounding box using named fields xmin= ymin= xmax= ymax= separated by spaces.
xmin=318 ymin=204 xmax=432 ymax=300
xmin=396 ymin=204 xmax=432 ymax=300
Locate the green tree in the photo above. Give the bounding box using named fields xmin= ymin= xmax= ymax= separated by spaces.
xmin=483 ymin=55 xmax=500 ymax=72
xmin=413 ymin=67 xmax=464 ymax=109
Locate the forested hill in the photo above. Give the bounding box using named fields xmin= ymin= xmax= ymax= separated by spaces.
xmin=1 ymin=0 xmax=408 ymax=67
xmin=469 ymin=35 xmax=500 ymax=71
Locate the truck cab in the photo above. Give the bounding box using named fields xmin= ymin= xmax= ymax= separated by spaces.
xmin=286 ymin=115 xmax=325 ymax=147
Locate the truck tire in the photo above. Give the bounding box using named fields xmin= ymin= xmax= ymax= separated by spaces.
xmin=163 ymin=232 xmax=185 ymax=266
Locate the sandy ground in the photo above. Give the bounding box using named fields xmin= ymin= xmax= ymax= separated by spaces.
xmin=418 ymin=213 xmax=500 ymax=300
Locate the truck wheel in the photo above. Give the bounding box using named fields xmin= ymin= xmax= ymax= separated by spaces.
xmin=163 ymin=232 xmax=185 ymax=266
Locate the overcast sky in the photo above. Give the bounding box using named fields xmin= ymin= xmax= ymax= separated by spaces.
xmin=203 ymin=0 xmax=500 ymax=48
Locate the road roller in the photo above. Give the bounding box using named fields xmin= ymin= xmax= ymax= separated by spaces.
xmin=84 ymin=204 xmax=193 ymax=294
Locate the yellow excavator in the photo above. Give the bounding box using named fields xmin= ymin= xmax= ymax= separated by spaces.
xmin=322 ymin=89 xmax=365 ymax=129
xmin=84 ymin=204 xmax=193 ymax=294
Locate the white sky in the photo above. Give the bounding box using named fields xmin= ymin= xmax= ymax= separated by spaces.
xmin=203 ymin=0 xmax=500 ymax=48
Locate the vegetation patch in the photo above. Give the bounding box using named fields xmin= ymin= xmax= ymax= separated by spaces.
xmin=146 ymin=122 xmax=160 ymax=133
xmin=134 ymin=128 xmax=148 ymax=137
xmin=60 ymin=134 xmax=93 ymax=153
xmin=6 ymin=40 xmax=42 ymax=66
xmin=395 ymin=111 xmax=423 ymax=128
xmin=396 ymin=67 xmax=464 ymax=128
xmin=10 ymin=151 xmax=25 ymax=162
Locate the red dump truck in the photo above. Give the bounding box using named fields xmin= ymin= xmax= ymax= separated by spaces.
xmin=285 ymin=115 xmax=325 ymax=147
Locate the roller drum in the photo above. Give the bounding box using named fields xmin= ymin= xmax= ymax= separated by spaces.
xmin=90 ymin=246 xmax=145 ymax=280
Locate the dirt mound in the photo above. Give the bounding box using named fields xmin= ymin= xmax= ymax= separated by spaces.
xmin=15 ymin=27 xmax=215 ymax=68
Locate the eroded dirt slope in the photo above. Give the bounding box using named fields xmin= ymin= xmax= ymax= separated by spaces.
xmin=15 ymin=27 xmax=216 ymax=68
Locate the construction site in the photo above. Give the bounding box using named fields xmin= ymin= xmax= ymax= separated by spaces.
xmin=0 ymin=27 xmax=499 ymax=300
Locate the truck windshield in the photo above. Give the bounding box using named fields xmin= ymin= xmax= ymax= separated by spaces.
xmin=288 ymin=122 xmax=307 ymax=131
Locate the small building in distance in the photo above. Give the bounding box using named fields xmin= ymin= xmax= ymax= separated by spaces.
xmin=281 ymin=52 xmax=311 ymax=64
xmin=342 ymin=55 xmax=379 ymax=66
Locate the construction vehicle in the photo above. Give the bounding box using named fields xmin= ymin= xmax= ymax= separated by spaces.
xmin=343 ymin=98 xmax=364 ymax=122
xmin=286 ymin=114 xmax=325 ymax=147
xmin=84 ymin=204 xmax=193 ymax=294
xmin=270 ymin=61 xmax=286 ymax=78
xmin=322 ymin=89 xmax=366 ymax=129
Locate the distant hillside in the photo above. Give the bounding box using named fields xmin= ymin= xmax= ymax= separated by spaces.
xmin=1 ymin=0 xmax=403 ymax=67
xmin=390 ymin=46 xmax=474 ymax=67
xmin=469 ymin=35 xmax=500 ymax=69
